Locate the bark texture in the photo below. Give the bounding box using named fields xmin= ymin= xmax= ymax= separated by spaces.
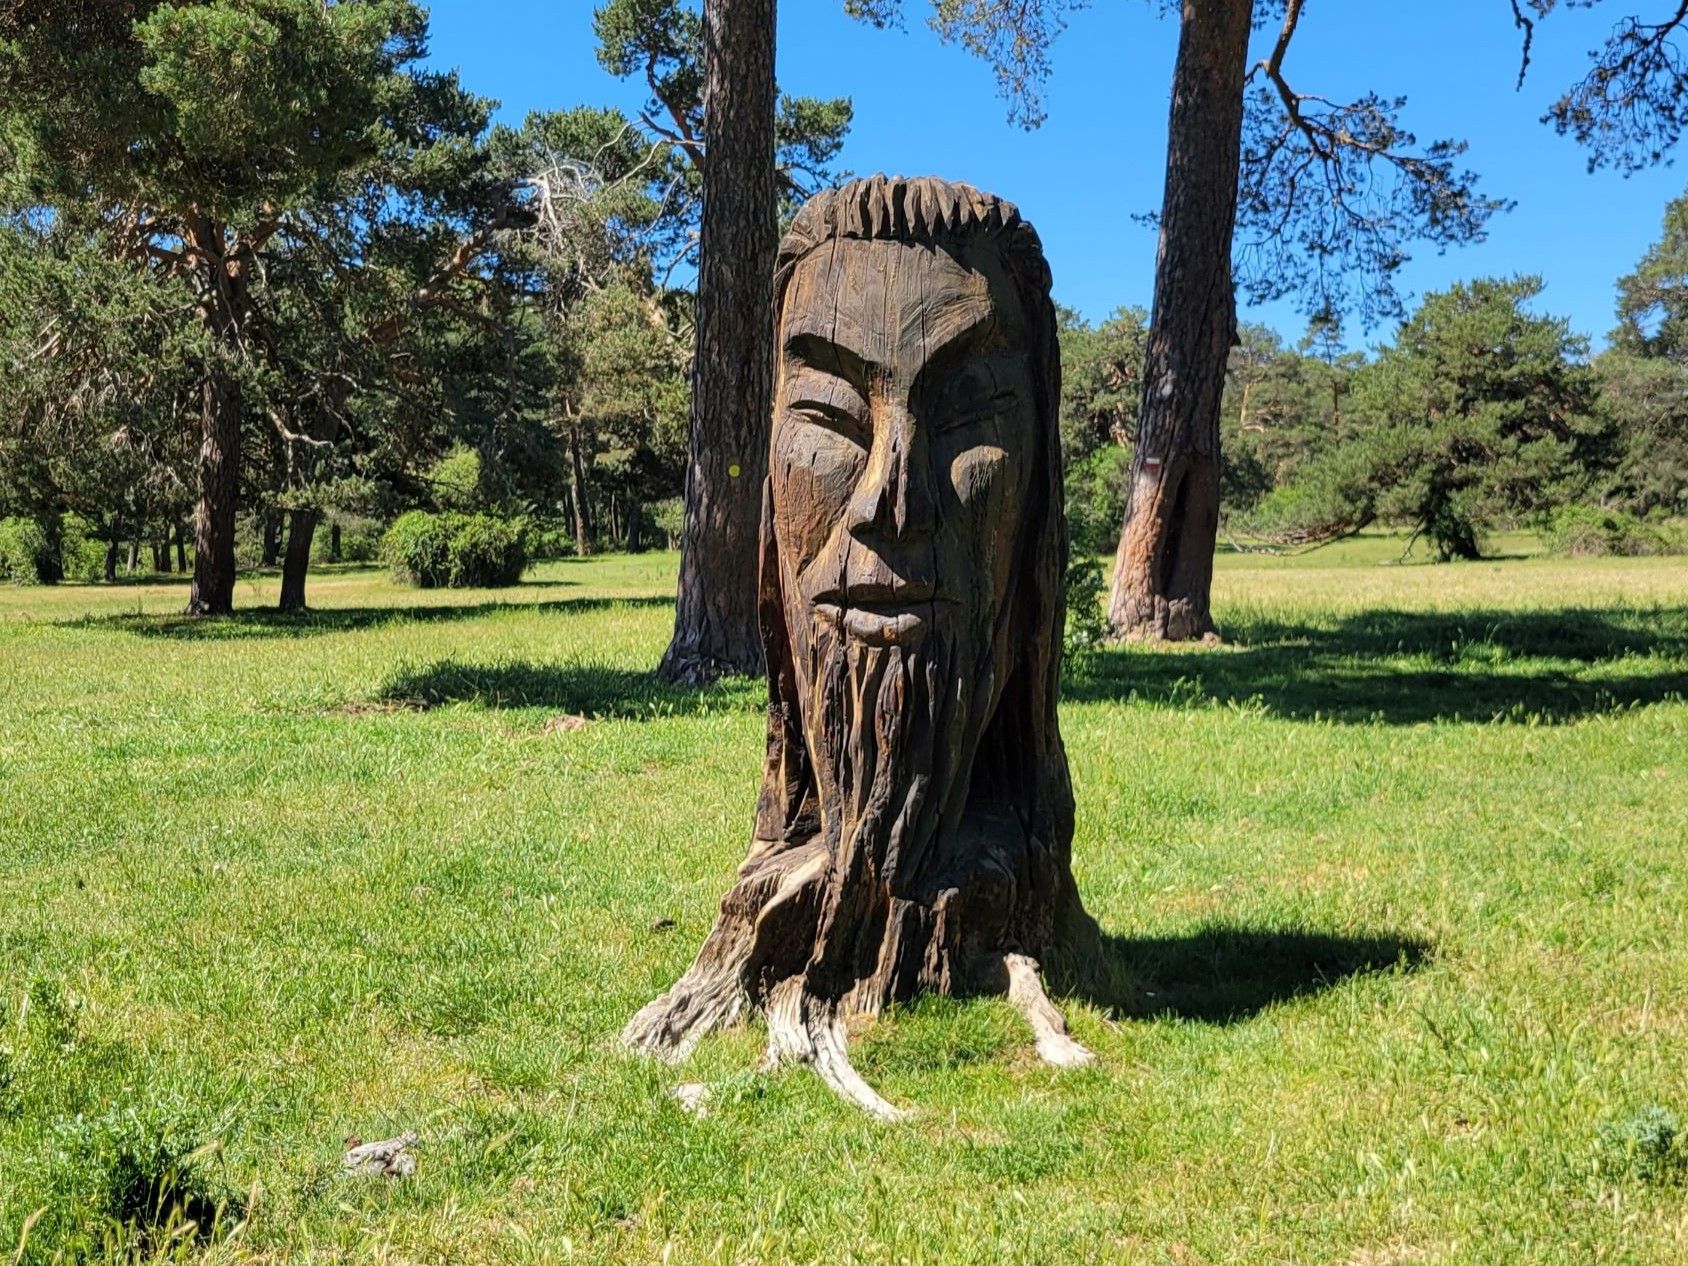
xmin=185 ymin=218 xmax=250 ymax=617
xmin=278 ymin=507 xmax=318 ymax=612
xmin=656 ymin=0 xmax=779 ymax=684
xmin=1107 ymin=0 xmax=1252 ymax=642
xmin=627 ymin=177 xmax=1097 ymax=1119
xmin=567 ymin=419 xmax=593 ymax=557
xmin=260 ymin=512 xmax=281 ymax=568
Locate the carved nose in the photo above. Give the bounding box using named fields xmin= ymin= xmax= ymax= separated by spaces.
xmin=847 ymin=401 xmax=935 ymax=541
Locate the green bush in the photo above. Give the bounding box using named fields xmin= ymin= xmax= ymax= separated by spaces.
xmin=524 ymin=519 xmax=574 ymax=561
xmin=650 ymin=497 xmax=685 ymax=549
xmin=1062 ymin=556 xmax=1109 ymax=665
xmin=1064 ymin=447 xmax=1131 ymax=557
xmin=1596 ymin=1105 xmax=1686 ymax=1185
xmin=429 ymin=444 xmax=483 ymax=512
xmin=59 ymin=515 xmax=108 ymax=583
xmin=0 ymin=517 xmax=53 ymax=584
xmin=384 ymin=511 xmax=527 ymax=588
xmin=447 ymin=514 xmax=527 ymax=587
xmin=1544 ymin=505 xmax=1687 ymax=557
xmin=312 ymin=514 xmax=383 ymax=565
xmin=337 ymin=528 xmax=382 ymax=564
xmin=384 ymin=510 xmax=455 ymax=587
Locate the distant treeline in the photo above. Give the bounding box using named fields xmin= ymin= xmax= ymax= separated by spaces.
xmin=1059 ymin=242 xmax=1688 ymax=563
xmin=1 ymin=1 xmax=1683 ymax=593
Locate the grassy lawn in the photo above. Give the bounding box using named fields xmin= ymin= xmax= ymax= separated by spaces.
xmin=2 ymin=536 xmax=1685 ymax=1264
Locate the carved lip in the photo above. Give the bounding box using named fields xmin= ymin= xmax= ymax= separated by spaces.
xmin=812 ymin=595 xmax=936 ymax=646
xmin=813 ymin=582 xmax=940 ymax=608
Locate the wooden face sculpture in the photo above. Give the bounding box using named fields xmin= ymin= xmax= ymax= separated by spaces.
xmin=770 ymin=237 xmax=1038 ymax=664
xmin=624 ymin=177 xmax=1095 ymax=1120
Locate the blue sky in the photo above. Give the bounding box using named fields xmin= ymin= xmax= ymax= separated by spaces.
xmin=422 ymin=1 xmax=1686 ymax=351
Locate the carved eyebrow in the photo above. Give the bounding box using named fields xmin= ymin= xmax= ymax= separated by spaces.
xmin=783 ymin=331 xmax=871 ymax=389
xmin=782 ymin=295 xmax=998 ymax=382
xmin=912 ymin=308 xmax=1006 ymax=385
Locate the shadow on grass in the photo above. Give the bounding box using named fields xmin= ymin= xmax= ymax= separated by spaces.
xmin=1066 ymin=605 xmax=1688 ymax=724
xmin=1071 ymin=925 xmax=1430 ymax=1024
xmin=374 ymin=657 xmax=763 ymax=719
xmin=65 ymin=594 xmax=674 ymax=641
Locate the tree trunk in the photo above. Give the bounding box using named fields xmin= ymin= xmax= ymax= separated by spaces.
xmin=126 ymin=534 xmax=139 ymax=574
xmin=260 ymin=512 xmax=281 ymax=568
xmin=329 ymin=521 xmax=341 ymax=563
xmin=624 ymin=175 xmax=1099 ymax=1118
xmin=568 ymin=420 xmax=593 ymax=557
xmin=175 ymin=520 xmax=188 ymax=573
xmin=1106 ymin=0 xmax=1252 ymax=643
xmin=278 ymin=507 xmax=318 ymax=612
xmin=186 ymin=220 xmax=247 ymax=617
xmin=625 ymin=496 xmax=642 ymax=553
xmin=656 ymin=0 xmax=778 ymax=684
xmin=37 ymin=514 xmax=63 ymax=584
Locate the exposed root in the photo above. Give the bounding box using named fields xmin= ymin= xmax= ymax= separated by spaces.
xmin=621 ymin=848 xmax=1090 ymax=1117
xmin=620 ymin=963 xmax=745 ymax=1064
xmin=1003 ymin=953 xmax=1095 ymax=1068
xmin=624 ymin=950 xmax=1094 ymax=1120
xmin=621 ymin=843 xmax=827 ymax=1062
xmin=764 ymin=978 xmax=911 ymax=1122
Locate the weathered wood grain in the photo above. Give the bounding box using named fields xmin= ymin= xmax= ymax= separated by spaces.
xmin=625 ymin=176 xmax=1097 ymax=1117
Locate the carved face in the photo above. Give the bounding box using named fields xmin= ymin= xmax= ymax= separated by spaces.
xmin=770 ymin=238 xmax=1038 ymax=668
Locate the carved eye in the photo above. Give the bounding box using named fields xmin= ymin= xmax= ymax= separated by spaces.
xmin=792 ymin=399 xmax=869 ymax=447
xmin=936 ymin=388 xmax=1020 ymax=434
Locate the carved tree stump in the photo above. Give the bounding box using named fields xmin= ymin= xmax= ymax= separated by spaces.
xmin=626 ymin=176 xmax=1098 ymax=1118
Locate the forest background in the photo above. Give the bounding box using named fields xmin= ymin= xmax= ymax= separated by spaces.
xmin=2 ymin=0 xmax=1682 ymax=609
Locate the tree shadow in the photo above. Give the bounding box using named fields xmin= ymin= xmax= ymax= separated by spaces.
xmin=1067 ymin=924 xmax=1430 ymax=1024
xmin=1065 ymin=606 xmax=1688 ymax=724
xmin=372 ymin=657 xmax=762 ymax=719
xmin=62 ymin=594 xmax=675 ymax=641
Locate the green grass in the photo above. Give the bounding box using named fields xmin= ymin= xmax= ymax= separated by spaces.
xmin=1 ymin=538 xmax=1685 ymax=1264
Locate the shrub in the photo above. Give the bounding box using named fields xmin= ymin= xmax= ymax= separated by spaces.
xmin=1064 ymin=447 xmax=1131 ymax=557
xmin=337 ymin=527 xmax=382 ymax=564
xmin=650 ymin=497 xmax=685 ymax=549
xmin=59 ymin=515 xmax=108 ymax=583
xmin=0 ymin=517 xmax=53 ymax=584
xmin=447 ymin=514 xmax=527 ymax=587
xmin=384 ymin=511 xmax=528 ymax=588
xmin=1544 ymin=505 xmax=1686 ymax=557
xmin=384 ymin=510 xmax=455 ymax=587
xmin=1062 ymin=556 xmax=1109 ymax=664
xmin=524 ymin=519 xmax=574 ymax=561
xmin=312 ymin=514 xmax=383 ymax=565
xmin=1596 ymin=1105 xmax=1686 ymax=1185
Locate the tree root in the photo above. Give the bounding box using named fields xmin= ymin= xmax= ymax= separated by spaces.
xmin=1003 ymin=952 xmax=1096 ymax=1068
xmin=763 ymin=977 xmax=911 ymax=1121
xmin=622 ymin=937 xmax=1092 ymax=1120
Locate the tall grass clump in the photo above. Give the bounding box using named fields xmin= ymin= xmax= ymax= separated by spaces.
xmin=24 ymin=1101 xmax=243 ymax=1259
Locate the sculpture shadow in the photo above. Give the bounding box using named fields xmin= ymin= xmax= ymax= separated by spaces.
xmin=372 ymin=657 xmax=763 ymax=720
xmin=65 ymin=594 xmax=674 ymax=641
xmin=1065 ymin=606 xmax=1688 ymax=725
xmin=1068 ymin=924 xmax=1430 ymax=1024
